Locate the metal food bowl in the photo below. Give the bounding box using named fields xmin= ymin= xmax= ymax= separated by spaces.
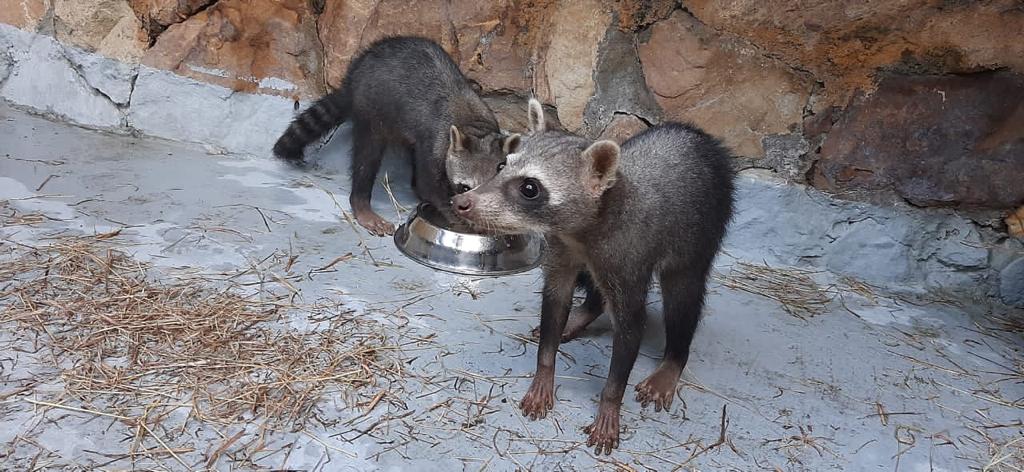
xmin=394 ymin=203 xmax=545 ymax=276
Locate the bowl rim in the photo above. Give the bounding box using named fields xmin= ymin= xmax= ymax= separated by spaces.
xmin=393 ymin=203 xmax=545 ymax=276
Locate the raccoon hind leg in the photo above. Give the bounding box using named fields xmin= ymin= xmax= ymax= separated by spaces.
xmin=635 ymin=261 xmax=710 ymax=412
xmin=349 ymin=122 xmax=393 ymax=236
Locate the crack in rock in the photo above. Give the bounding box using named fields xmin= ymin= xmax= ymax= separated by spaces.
xmin=1 ymin=25 xmax=123 ymax=129
xmin=0 ymin=35 xmax=13 ymax=88
xmin=58 ymin=43 xmax=138 ymax=107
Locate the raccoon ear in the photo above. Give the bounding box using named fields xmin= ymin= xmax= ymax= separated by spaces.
xmin=527 ymin=98 xmax=546 ymax=133
xmin=444 ymin=151 xmax=460 ymax=180
xmin=582 ymin=140 xmax=620 ymax=194
xmin=449 ymin=126 xmax=466 ymax=153
xmin=502 ymin=133 xmax=521 ymax=154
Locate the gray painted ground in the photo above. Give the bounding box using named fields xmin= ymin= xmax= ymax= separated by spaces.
xmin=1 ymin=104 xmax=1022 ymax=471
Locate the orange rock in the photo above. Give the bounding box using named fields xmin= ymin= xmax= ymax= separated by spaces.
xmin=0 ymin=0 xmax=49 ymax=30
xmin=638 ymin=10 xmax=810 ymax=157
xmin=685 ymin=0 xmax=1024 ymax=107
xmin=542 ymin=0 xmax=612 ymax=131
xmin=317 ymin=0 xmax=542 ymax=94
xmin=128 ymin=0 xmax=215 ymax=39
xmin=53 ymin=0 xmax=149 ymax=62
xmin=1008 ymin=207 xmax=1024 ymax=238
xmin=615 ymin=0 xmax=675 ymax=31
xmin=318 ymin=0 xmax=595 ymax=99
xmin=598 ymin=114 xmax=647 ymax=145
xmin=318 ymin=0 xmax=457 ymax=90
xmin=143 ymin=0 xmax=324 ymax=98
xmin=456 ymin=0 xmax=551 ymax=95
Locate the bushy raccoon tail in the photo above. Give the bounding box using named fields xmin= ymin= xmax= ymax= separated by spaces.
xmin=272 ymin=90 xmax=351 ymax=164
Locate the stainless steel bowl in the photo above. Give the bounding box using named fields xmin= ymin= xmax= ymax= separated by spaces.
xmin=394 ymin=203 xmax=545 ymax=276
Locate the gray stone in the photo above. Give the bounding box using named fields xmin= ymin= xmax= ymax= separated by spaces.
xmin=727 ymin=171 xmax=860 ymax=266
xmin=990 ymin=238 xmax=1024 ymax=272
xmin=824 ymin=216 xmax=914 ymax=283
xmin=582 ymin=26 xmax=661 ymax=138
xmin=128 ymin=66 xmax=295 ymax=156
xmin=763 ymin=133 xmax=812 ymax=182
xmin=0 ymin=24 xmax=124 ymax=129
xmin=927 ymin=220 xmax=988 ymax=270
xmin=0 ymin=29 xmax=12 ymax=85
xmin=60 ymin=45 xmax=139 ymax=105
xmin=1000 ymin=258 xmax=1024 ymax=307
xmin=482 ymin=91 xmax=564 ymax=134
xmin=907 ymin=218 xmax=993 ymax=296
xmin=924 ymin=267 xmax=990 ymax=298
xmin=727 ymin=170 xmax=995 ymax=297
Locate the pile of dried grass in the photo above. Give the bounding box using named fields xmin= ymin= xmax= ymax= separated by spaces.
xmin=715 ymin=261 xmax=836 ymax=320
xmin=0 ymin=234 xmax=400 ymax=463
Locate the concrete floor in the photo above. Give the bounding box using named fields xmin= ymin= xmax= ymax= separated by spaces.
xmin=1 ymin=103 xmax=1022 ymax=471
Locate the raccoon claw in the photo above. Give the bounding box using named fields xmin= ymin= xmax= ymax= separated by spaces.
xmin=584 ymin=405 xmax=621 ymax=455
xmin=520 ymin=374 xmax=555 ymax=420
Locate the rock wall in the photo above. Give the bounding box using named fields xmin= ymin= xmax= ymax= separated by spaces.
xmin=7 ymin=1 xmax=1020 ymax=205
xmin=1 ymin=0 xmax=1022 ymax=305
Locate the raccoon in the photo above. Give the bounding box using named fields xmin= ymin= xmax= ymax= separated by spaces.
xmin=451 ymin=99 xmax=736 ymax=454
xmin=272 ymin=36 xmax=519 ymax=235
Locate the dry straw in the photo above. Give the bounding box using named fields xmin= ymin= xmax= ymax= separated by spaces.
xmin=715 ymin=261 xmax=836 ymax=320
xmin=0 ymin=232 xmax=401 ymax=466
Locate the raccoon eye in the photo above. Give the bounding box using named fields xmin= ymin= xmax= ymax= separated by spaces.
xmin=496 ymin=160 xmax=506 ymax=172
xmin=458 ymin=184 xmax=471 ymax=194
xmin=519 ymin=178 xmax=540 ymax=200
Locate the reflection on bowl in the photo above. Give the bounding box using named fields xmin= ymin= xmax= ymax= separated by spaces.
xmin=393 ymin=203 xmax=545 ymax=276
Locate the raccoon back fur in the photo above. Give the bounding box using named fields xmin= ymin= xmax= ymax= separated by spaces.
xmin=272 ymin=36 xmax=518 ymax=236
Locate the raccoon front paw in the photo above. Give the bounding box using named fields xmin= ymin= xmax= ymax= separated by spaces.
xmin=354 ymin=210 xmax=395 ymax=236
xmin=520 ymin=373 xmax=555 ymax=420
xmin=584 ymin=403 xmax=621 ymax=455
xmin=635 ymin=361 xmax=683 ymax=413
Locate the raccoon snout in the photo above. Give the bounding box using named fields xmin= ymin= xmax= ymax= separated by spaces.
xmin=452 ymin=195 xmax=474 ymax=215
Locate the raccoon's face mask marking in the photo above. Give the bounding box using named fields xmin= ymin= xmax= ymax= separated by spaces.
xmin=452 ymin=171 xmax=552 ymax=234
xmin=453 ymin=138 xmax=620 ymax=235
xmin=446 ymin=125 xmax=521 ymax=195
xmin=451 ymin=98 xmax=620 ymax=235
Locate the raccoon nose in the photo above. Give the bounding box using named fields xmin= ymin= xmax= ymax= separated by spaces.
xmin=453 ymin=195 xmax=474 ymax=214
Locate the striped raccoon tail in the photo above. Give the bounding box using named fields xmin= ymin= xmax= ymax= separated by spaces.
xmin=272 ymin=90 xmax=351 ymax=164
